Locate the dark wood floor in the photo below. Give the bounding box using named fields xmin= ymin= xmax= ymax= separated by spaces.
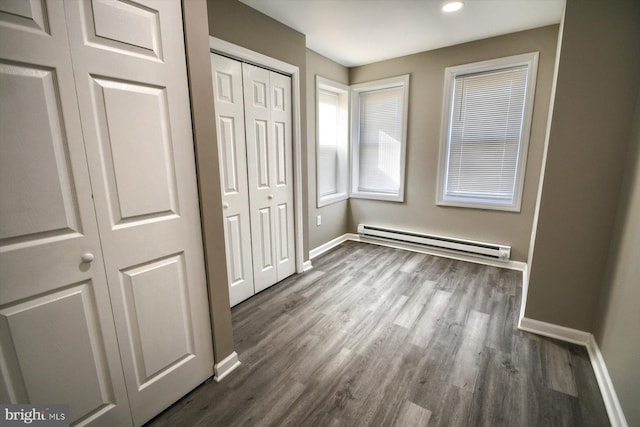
xmin=148 ymin=241 xmax=609 ymax=426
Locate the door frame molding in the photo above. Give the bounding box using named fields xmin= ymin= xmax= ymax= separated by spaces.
xmin=209 ymin=37 xmax=304 ymax=274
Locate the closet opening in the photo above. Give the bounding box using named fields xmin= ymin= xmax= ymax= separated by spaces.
xmin=209 ymin=37 xmax=306 ymax=307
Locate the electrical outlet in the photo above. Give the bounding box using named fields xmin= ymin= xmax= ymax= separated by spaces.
xmin=316 ymin=215 xmax=322 ymax=226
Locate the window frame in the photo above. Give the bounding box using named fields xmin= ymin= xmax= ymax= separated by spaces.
xmin=350 ymin=74 xmax=410 ymax=202
xmin=316 ymin=76 xmax=350 ymax=207
xmin=436 ymin=52 xmax=539 ymax=212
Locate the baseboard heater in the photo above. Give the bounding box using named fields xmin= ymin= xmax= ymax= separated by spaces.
xmin=357 ymin=224 xmax=511 ymax=261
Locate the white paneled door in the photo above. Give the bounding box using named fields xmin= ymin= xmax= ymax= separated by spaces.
xmin=243 ymin=63 xmax=295 ymax=292
xmin=211 ymin=55 xmax=295 ymax=306
xmin=0 ymin=2 xmax=132 ymax=425
xmin=210 ymin=54 xmax=255 ymax=307
xmin=0 ymin=1 xmax=213 ymax=426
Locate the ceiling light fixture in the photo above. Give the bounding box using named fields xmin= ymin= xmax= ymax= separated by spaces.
xmin=442 ymin=1 xmax=464 ymax=13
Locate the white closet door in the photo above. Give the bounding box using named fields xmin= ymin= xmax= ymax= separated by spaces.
xmin=243 ymin=63 xmax=278 ymax=291
xmin=269 ymin=72 xmax=296 ymax=282
xmin=63 ymin=1 xmax=213 ymax=425
xmin=0 ymin=2 xmax=132 ymax=426
xmin=243 ymin=63 xmax=295 ymax=293
xmin=210 ymin=54 xmax=255 ymax=307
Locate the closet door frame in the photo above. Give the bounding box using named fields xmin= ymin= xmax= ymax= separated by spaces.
xmin=209 ymin=37 xmax=307 ymax=275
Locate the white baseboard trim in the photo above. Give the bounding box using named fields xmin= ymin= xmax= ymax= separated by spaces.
xmin=213 ymin=351 xmax=240 ymax=383
xmin=519 ymin=264 xmax=529 ymax=324
xmin=310 ymin=233 xmax=526 ymax=272
xmin=302 ymin=260 xmax=313 ymax=271
xmin=518 ymin=317 xmax=628 ymax=427
xmin=518 ymin=316 xmax=591 ymax=345
xmin=585 ymin=336 xmax=629 ymax=427
xmin=309 ymin=234 xmax=353 ymax=259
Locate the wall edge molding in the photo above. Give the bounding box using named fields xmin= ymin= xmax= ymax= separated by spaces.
xmin=302 ymin=260 xmax=313 ymax=271
xmin=213 ymin=351 xmax=241 ymax=383
xmin=518 ymin=317 xmax=628 ymax=427
xmin=518 ymin=263 xmax=529 ymax=326
xmin=585 ymin=336 xmax=629 ymax=427
xmin=518 ymin=316 xmax=591 ymax=345
xmin=309 ymin=234 xmax=353 ymax=259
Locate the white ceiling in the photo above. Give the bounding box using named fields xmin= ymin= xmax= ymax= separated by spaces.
xmin=238 ymin=0 xmax=564 ymax=67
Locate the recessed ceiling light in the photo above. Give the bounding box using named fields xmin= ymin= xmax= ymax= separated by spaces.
xmin=442 ymin=1 xmax=464 ymax=13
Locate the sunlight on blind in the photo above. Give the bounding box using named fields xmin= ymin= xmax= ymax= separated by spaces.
xmin=445 ymin=66 xmax=528 ymax=202
xmin=318 ymin=90 xmax=339 ymax=197
xmin=358 ymin=87 xmax=403 ymax=193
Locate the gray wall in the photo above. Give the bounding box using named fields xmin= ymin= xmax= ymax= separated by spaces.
xmin=346 ymin=26 xmax=559 ymax=262
xmin=207 ymin=0 xmax=310 ymax=258
xmin=526 ymin=0 xmax=640 ymax=331
xmin=186 ymin=0 xmax=310 ymax=361
xmin=595 ymin=92 xmax=640 ymax=427
xmin=183 ymin=0 xmax=234 ymax=363
xmin=306 ymin=49 xmax=350 ymax=250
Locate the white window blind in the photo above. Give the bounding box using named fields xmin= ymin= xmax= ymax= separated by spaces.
xmin=316 ymin=76 xmax=348 ymax=207
xmin=357 ymin=86 xmax=404 ymax=194
xmin=444 ymin=66 xmax=528 ymax=204
xmin=318 ymin=89 xmax=339 ymax=197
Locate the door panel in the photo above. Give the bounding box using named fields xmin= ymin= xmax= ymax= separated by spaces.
xmin=63 ymin=2 xmax=213 ymax=425
xmin=91 ymin=77 xmax=179 ymax=224
xmin=0 ymin=63 xmax=81 ymax=243
xmin=258 ymin=207 xmax=274 ymax=272
xmin=0 ymin=1 xmax=132 ymax=425
xmin=277 ymin=204 xmax=289 ymax=260
xmin=91 ymin=0 xmax=160 ymax=54
xmin=210 ymin=54 xmax=254 ymax=307
xmin=224 ymin=216 xmax=247 ymax=286
xmin=0 ymin=283 xmax=118 ymax=424
xmin=275 ymin=122 xmax=287 ymax=186
xmin=79 ymin=0 xmax=162 ymax=60
xmin=269 ymin=72 xmax=295 ymax=281
xmin=243 ymin=63 xmax=278 ymax=291
xmin=255 ymin=120 xmax=270 ymax=188
xmin=120 ymin=254 xmax=195 ymax=387
xmin=0 ymin=0 xmax=49 ymax=34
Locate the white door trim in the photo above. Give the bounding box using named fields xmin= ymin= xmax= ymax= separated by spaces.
xmin=209 ymin=37 xmax=305 ymax=274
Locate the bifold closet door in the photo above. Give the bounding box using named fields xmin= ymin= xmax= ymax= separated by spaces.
xmin=210 ymin=55 xmax=296 ymax=306
xmin=63 ymin=1 xmax=214 ymax=425
xmin=242 ymin=63 xmax=296 ymax=294
xmin=210 ymin=54 xmax=255 ymax=307
xmin=1 ymin=1 xmax=214 ymax=425
xmin=0 ymin=1 xmax=132 ymax=425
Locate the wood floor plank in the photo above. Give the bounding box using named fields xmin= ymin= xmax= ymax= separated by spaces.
xmin=147 ymin=242 xmax=610 ymax=427
xmin=544 ymin=338 xmax=579 ymax=397
xmin=570 ymin=343 xmax=611 ymax=426
xmin=409 ymin=289 xmax=452 ymax=348
xmin=447 ymin=309 xmax=490 ymax=392
xmin=393 ymin=295 xmax=426 ymax=329
xmin=400 ymin=252 xmax=427 ymax=273
xmin=394 ymin=401 xmax=432 ymax=426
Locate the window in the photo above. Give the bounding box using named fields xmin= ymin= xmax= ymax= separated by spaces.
xmin=316 ymin=76 xmax=349 ymax=207
xmin=351 ymin=75 xmax=409 ymax=202
xmin=437 ymin=52 xmax=538 ymax=211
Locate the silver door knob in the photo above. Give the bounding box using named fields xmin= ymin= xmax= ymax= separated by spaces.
xmin=223 ymin=203 xmax=229 ymax=209
xmin=81 ymin=253 xmax=95 ymax=263
xmin=268 ymin=194 xmax=274 ymax=200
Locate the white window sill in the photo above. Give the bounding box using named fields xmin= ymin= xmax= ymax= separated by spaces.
xmin=318 ymin=192 xmax=348 ymax=208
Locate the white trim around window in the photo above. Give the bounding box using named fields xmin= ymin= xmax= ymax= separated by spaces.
xmin=350 ymin=75 xmax=409 ymax=202
xmin=316 ymin=76 xmax=350 ymax=207
xmin=437 ymin=52 xmax=539 ymax=212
